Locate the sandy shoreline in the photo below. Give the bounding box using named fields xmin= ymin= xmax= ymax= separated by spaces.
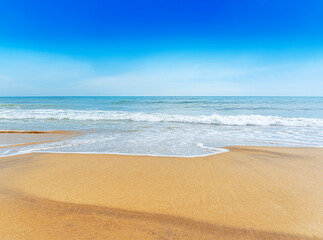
xmin=0 ymin=130 xmax=77 ymax=150
xmin=0 ymin=146 xmax=322 ymax=239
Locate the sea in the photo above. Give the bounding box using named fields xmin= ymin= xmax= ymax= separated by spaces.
xmin=1 ymin=96 xmax=323 ymax=157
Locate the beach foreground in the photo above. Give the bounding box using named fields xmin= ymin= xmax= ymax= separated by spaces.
xmin=0 ymin=146 xmax=322 ymax=239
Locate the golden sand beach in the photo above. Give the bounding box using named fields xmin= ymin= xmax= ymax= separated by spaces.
xmin=0 ymin=130 xmax=76 ymax=150
xmin=0 ymin=141 xmax=322 ymax=239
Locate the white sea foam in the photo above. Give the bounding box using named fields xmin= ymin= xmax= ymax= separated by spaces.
xmin=0 ymin=109 xmax=323 ymax=127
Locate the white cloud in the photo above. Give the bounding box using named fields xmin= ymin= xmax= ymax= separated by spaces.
xmin=76 ymin=58 xmax=281 ymax=95
xmin=0 ymin=50 xmax=322 ymax=96
xmin=0 ymin=50 xmax=95 ymax=95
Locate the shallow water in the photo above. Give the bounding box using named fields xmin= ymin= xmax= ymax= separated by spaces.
xmin=0 ymin=96 xmax=322 ymax=156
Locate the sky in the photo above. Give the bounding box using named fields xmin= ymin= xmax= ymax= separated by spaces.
xmin=0 ymin=0 xmax=323 ymax=96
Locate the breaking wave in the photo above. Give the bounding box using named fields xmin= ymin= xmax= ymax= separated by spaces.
xmin=1 ymin=109 xmax=323 ymax=127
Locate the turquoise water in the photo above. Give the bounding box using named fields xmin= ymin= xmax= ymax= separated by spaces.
xmin=1 ymin=97 xmax=323 ymax=156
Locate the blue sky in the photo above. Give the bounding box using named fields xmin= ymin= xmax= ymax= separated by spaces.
xmin=0 ymin=0 xmax=322 ymax=96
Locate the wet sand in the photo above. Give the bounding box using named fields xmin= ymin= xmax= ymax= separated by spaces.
xmin=0 ymin=146 xmax=322 ymax=239
xmin=0 ymin=130 xmax=76 ymax=149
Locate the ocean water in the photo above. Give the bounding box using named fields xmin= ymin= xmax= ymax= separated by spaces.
xmin=1 ymin=96 xmax=323 ymax=156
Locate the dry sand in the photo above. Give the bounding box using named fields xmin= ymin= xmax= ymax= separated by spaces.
xmin=0 ymin=146 xmax=322 ymax=239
